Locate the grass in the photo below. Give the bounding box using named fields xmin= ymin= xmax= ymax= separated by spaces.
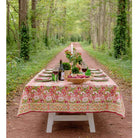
xmin=81 ymin=42 xmax=132 ymax=83
xmin=7 ymin=44 xmax=67 ymax=95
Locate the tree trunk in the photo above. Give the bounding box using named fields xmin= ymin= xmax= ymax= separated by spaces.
xmin=31 ymin=0 xmax=37 ymax=50
xmin=31 ymin=0 xmax=37 ymax=28
xmin=127 ymin=0 xmax=131 ymax=47
xmin=45 ymin=0 xmax=54 ymax=46
xmin=7 ymin=0 xmax=10 ymax=38
xmin=107 ymin=0 xmax=112 ymax=49
xmin=19 ymin=0 xmax=28 ymax=28
xmin=62 ymin=5 xmax=66 ymax=43
xmin=102 ymin=0 xmax=106 ymax=45
xmin=113 ymin=0 xmax=127 ymax=58
xmin=98 ymin=0 xmax=102 ymax=47
xmin=90 ymin=0 xmax=96 ymax=49
xmin=111 ymin=1 xmax=117 ymax=48
xmin=19 ymin=0 xmax=29 ymax=60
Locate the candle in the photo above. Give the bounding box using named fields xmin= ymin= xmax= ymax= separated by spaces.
xmin=71 ymin=44 xmax=73 ymax=54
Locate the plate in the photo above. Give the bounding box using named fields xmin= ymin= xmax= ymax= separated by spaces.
xmin=91 ymin=71 xmax=103 ymax=74
xmin=35 ymin=77 xmax=52 ymax=82
xmin=43 ymin=71 xmax=53 ymax=74
xmin=39 ymin=74 xmax=52 ymax=77
xmin=91 ymin=77 xmax=108 ymax=82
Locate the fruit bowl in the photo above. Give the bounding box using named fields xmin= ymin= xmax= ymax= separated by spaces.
xmin=66 ymin=74 xmax=92 ymax=84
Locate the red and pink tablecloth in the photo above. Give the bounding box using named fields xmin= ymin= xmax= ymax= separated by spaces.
xmin=17 ymin=69 xmax=125 ymax=117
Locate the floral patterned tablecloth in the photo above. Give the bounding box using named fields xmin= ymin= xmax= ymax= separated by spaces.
xmin=17 ymin=69 xmax=125 ymax=117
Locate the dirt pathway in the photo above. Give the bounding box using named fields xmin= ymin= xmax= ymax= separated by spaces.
xmin=7 ymin=42 xmax=132 ymax=138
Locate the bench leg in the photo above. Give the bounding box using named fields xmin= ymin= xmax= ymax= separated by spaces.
xmin=46 ymin=113 xmax=55 ymax=133
xmin=87 ymin=113 xmax=96 ymax=133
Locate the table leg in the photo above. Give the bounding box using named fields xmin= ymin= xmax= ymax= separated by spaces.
xmin=46 ymin=113 xmax=96 ymax=133
xmin=87 ymin=113 xmax=96 ymax=133
xmin=46 ymin=113 xmax=55 ymax=133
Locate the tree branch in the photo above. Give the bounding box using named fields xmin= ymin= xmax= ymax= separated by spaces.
xmin=9 ymin=2 xmax=18 ymax=13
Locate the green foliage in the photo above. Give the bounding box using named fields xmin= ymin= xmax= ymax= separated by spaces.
xmin=107 ymin=48 xmax=114 ymax=57
xmin=7 ymin=44 xmax=67 ymax=95
xmin=99 ymin=44 xmax=106 ymax=51
xmin=63 ymin=62 xmax=71 ymax=70
xmin=70 ymin=35 xmax=79 ymax=42
xmin=113 ymin=0 xmax=127 ymax=58
xmin=81 ymin=43 xmax=132 ymax=83
xmin=20 ymin=23 xmax=30 ymax=60
xmin=77 ymin=55 xmax=82 ymax=65
xmin=85 ymin=69 xmax=91 ymax=76
xmin=72 ymin=67 xmax=79 ymax=74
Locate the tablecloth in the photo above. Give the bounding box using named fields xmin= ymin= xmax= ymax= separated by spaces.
xmin=17 ymin=69 xmax=125 ymax=117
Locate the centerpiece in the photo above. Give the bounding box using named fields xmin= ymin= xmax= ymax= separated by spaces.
xmin=65 ymin=47 xmax=82 ymax=67
xmin=64 ymin=45 xmax=92 ymax=84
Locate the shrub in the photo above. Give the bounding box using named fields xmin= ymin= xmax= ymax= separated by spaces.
xmin=63 ymin=62 xmax=71 ymax=70
xmin=72 ymin=67 xmax=79 ymax=74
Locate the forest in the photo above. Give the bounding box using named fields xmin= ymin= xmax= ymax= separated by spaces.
xmin=6 ymin=0 xmax=132 ymax=98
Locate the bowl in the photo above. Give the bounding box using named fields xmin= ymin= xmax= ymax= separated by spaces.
xmin=66 ymin=76 xmax=92 ymax=84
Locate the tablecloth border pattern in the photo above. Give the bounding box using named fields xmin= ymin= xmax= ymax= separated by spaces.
xmin=18 ymin=98 xmax=125 ymax=117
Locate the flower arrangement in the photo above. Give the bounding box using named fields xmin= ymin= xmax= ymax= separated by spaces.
xmin=65 ymin=48 xmax=82 ymax=67
xmin=72 ymin=52 xmax=82 ymax=66
xmin=65 ymin=50 xmax=72 ymax=63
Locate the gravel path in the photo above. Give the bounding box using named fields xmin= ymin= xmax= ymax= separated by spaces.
xmin=7 ymin=42 xmax=132 ymax=138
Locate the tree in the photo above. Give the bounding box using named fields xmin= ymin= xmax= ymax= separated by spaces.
xmin=126 ymin=0 xmax=131 ymax=48
xmin=7 ymin=0 xmax=10 ymax=40
xmin=6 ymin=0 xmax=131 ymax=60
xmin=45 ymin=0 xmax=54 ymax=47
xmin=31 ymin=0 xmax=37 ymax=28
xmin=19 ymin=0 xmax=28 ymax=28
xmin=90 ymin=0 xmax=96 ymax=49
xmin=113 ymin=0 xmax=127 ymax=58
xmin=19 ymin=0 xmax=29 ymax=60
xmin=31 ymin=0 xmax=37 ymax=49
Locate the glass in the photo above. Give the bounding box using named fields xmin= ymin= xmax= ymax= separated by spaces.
xmin=53 ymin=68 xmax=59 ymax=83
xmin=82 ymin=65 xmax=87 ymax=75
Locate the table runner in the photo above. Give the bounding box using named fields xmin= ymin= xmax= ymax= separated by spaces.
xmin=17 ymin=69 xmax=125 ymax=117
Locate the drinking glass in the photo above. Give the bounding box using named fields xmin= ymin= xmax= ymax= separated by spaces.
xmin=53 ymin=68 xmax=58 ymax=83
xmin=82 ymin=65 xmax=87 ymax=75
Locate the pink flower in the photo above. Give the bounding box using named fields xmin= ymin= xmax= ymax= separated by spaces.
xmin=34 ymin=95 xmax=39 ymax=101
xmin=58 ymin=97 xmax=64 ymax=102
xmin=82 ymin=97 xmax=88 ymax=102
xmin=107 ymin=97 xmax=112 ymax=101
xmin=94 ymin=97 xmax=101 ymax=102
xmin=70 ymin=97 xmax=76 ymax=102
xmin=46 ymin=96 xmax=52 ymax=101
